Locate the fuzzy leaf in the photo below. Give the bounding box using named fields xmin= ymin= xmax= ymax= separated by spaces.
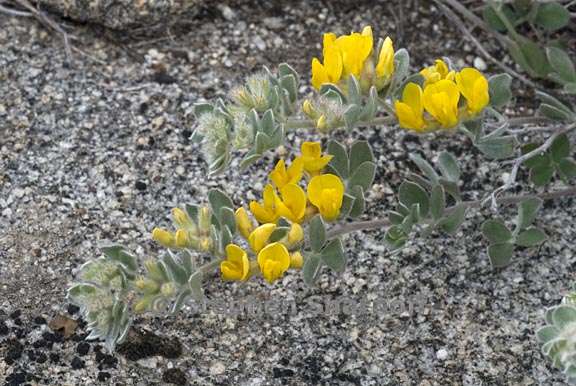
xmin=515 ymin=227 xmax=547 ymax=247
xmin=208 ymin=189 xmax=233 ymax=218
xmin=552 ymin=306 xmax=576 ymax=329
xmin=398 ymin=181 xmax=429 ymax=218
xmin=476 ymin=136 xmax=517 ymax=160
xmin=349 ymin=141 xmax=374 ymax=174
xmin=430 ymin=184 xmax=446 ymax=221
xmin=348 ymin=185 xmax=365 ymax=219
xmin=327 ymin=140 xmax=349 ymax=179
xmin=309 ymin=215 xmax=326 ymax=253
xmin=437 ymin=151 xmax=460 ymax=182
xmin=537 ymin=325 xmax=559 ymax=343
xmin=302 ymin=253 xmax=322 ymax=286
xmin=438 ymin=204 xmax=467 ymax=234
xmin=516 ymin=197 xmax=542 ymax=230
xmin=488 ymin=73 xmax=513 ymax=108
xmin=482 ymin=219 xmax=512 ymax=243
xmin=348 ymin=161 xmax=376 ymax=192
xmin=530 ymin=164 xmax=555 ymax=186
xmin=546 ymin=47 xmax=576 ymax=83
xmin=558 ymin=158 xmax=576 ymax=180
xmin=550 ymin=134 xmax=570 ymax=162
xmin=535 ymin=3 xmax=570 ymax=31
xmin=488 ymin=243 xmax=514 ymax=268
xmin=409 ymin=153 xmax=439 ymax=184
xmin=321 ymin=238 xmax=347 ymax=273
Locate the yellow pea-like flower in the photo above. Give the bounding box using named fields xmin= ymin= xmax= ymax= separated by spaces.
xmin=152 ymin=228 xmax=176 ymax=248
xmin=235 ymin=207 xmax=255 ymax=239
xmin=311 ymin=34 xmax=343 ymax=90
xmin=286 ymin=223 xmax=304 ymax=248
xmin=220 ymin=244 xmax=250 ymax=281
xmin=299 ymin=141 xmax=333 ymax=174
xmin=422 ymin=79 xmax=460 ymax=128
xmin=274 ymin=183 xmax=307 ymax=223
xmin=394 ymin=82 xmax=427 ymax=132
xmin=257 ymin=242 xmax=291 ymax=283
xmin=333 ymin=26 xmax=373 ymax=78
xmin=174 ymin=229 xmax=189 ymax=248
xmin=455 ymin=68 xmax=489 ymax=116
xmin=420 ymin=59 xmax=455 ymax=86
xmin=307 ymin=174 xmax=345 ymax=222
xmin=248 ymin=223 xmax=277 ymax=253
xmin=375 ymin=36 xmax=395 ymax=82
xmin=289 ymin=251 xmax=304 ymax=269
xmin=269 ymin=158 xmax=304 ymax=189
xmin=172 ymin=208 xmax=193 ymax=229
xmin=250 ymin=184 xmax=280 ymax=224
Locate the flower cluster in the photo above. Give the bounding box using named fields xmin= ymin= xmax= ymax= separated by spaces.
xmin=220 ymin=141 xmax=345 ymax=283
xmin=311 ymin=26 xmax=395 ymax=92
xmin=152 ymin=206 xmax=214 ymax=252
xmin=395 ymin=59 xmax=490 ymax=132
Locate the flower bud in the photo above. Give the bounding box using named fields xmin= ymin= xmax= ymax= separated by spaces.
xmin=175 ymin=229 xmax=189 ymax=248
xmin=235 ymin=207 xmax=255 ymax=239
xmin=152 ymin=228 xmax=176 ymax=248
xmin=302 ymin=99 xmax=319 ymax=119
xmin=160 ymin=282 xmax=176 ymax=297
xmin=200 ymin=237 xmax=213 ymax=252
xmin=290 ymin=251 xmax=304 ymax=269
xmin=198 ymin=206 xmax=212 ymax=233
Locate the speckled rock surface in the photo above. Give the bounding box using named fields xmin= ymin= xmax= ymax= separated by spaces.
xmin=0 ymin=1 xmax=574 ymax=385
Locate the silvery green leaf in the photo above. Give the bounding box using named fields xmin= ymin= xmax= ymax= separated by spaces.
xmin=260 ymin=110 xmax=275 ymax=136
xmin=360 ymin=87 xmax=378 ymax=121
xmin=348 ymin=161 xmax=376 ymax=192
xmin=269 ymin=125 xmax=285 ymax=147
xmin=409 ymin=153 xmax=439 ymax=184
xmin=278 ymin=63 xmax=299 ymax=81
xmin=348 ymin=185 xmax=365 ymax=219
xmin=552 ymin=306 xmax=576 ymax=329
xmin=101 ymin=244 xmax=138 ymax=273
xmin=438 ymin=203 xmax=467 ymax=234
xmin=344 ymin=104 xmax=363 ymax=130
xmin=439 ymin=179 xmax=461 ymax=201
xmin=388 ymin=211 xmax=405 ymax=225
xmin=385 ymin=225 xmax=408 ymax=250
xmin=393 ymin=48 xmax=410 ymax=83
xmin=565 ymin=83 xmax=576 ymax=94
xmin=536 ymin=91 xmax=574 ymax=116
xmin=319 ymin=84 xmax=345 ymax=102
xmin=488 ymin=242 xmax=514 ymax=268
xmin=539 ymin=103 xmax=573 ymax=121
xmin=488 ymin=73 xmax=513 ymax=108
xmin=558 ymin=159 xmax=576 ymax=180
xmin=437 ymin=151 xmax=460 ymax=182
xmin=321 ymin=238 xmax=347 ymax=273
xmin=516 ymin=197 xmax=542 ymax=230
xmin=534 ymin=3 xmax=570 ymax=31
xmin=171 ymin=288 xmax=192 ymax=314
xmin=240 ymin=151 xmax=262 ymax=169
xmin=185 ymin=204 xmax=199 ymax=222
xmin=219 ymin=207 xmax=236 ymax=234
xmin=188 ymin=270 xmax=204 ymax=302
xmin=430 ymin=184 xmax=445 ymax=221
xmin=461 ymin=119 xmax=483 ymax=142
xmin=398 ymin=181 xmax=430 ymax=217
xmin=280 ymin=74 xmax=298 ymax=103
xmin=208 ymin=189 xmax=234 ymax=217
xmin=349 ymin=140 xmax=374 ymax=174
xmin=546 ymin=47 xmax=576 ymax=83
xmin=339 ymin=193 xmax=355 ymax=219
xmin=475 ymin=136 xmax=517 ymax=160
xmin=482 ymin=219 xmax=512 ymax=244
xmin=327 ymin=140 xmax=349 ymax=179
xmin=208 ymin=154 xmax=228 ymax=175
xmin=302 ymin=253 xmax=322 ymax=286
xmin=550 ymin=134 xmax=570 ymax=163
xmin=515 ymin=227 xmax=547 ymax=247
xmin=530 ymin=163 xmax=554 ymax=186
xmin=193 ymin=103 xmax=214 ymax=117
xmin=347 ymin=75 xmax=361 ymax=105
xmin=163 ymin=253 xmax=189 ymax=285
xmin=408 ymin=173 xmax=432 ymax=192
xmin=309 ymin=215 xmax=326 ymax=253
xmin=255 ymin=132 xmax=271 ymax=154
xmin=537 ymin=326 xmax=560 ymax=343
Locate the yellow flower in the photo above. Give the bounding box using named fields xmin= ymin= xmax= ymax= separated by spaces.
xmin=299 ymin=142 xmax=333 ymax=174
xmin=269 ymin=158 xmax=304 ymax=188
xmin=290 ymin=251 xmax=304 ymax=269
xmin=420 ymin=59 xmax=455 ymax=86
xmin=152 ymin=228 xmax=176 ymax=248
xmin=257 ymin=242 xmax=291 ymax=283
xmin=220 ymin=244 xmax=250 ymax=281
xmin=455 ymin=68 xmax=489 ymax=116
xmin=172 ymin=208 xmax=193 ymax=228
xmin=311 ymin=34 xmax=343 ymax=90
xmin=333 ymin=26 xmax=373 ymax=78
xmin=375 ymin=36 xmax=395 ymax=84
xmin=235 ymin=207 xmax=255 ymax=239
xmin=422 ymin=79 xmax=460 ymax=128
xmin=250 ymin=184 xmax=280 ymax=224
xmin=248 ymin=223 xmax=277 ymax=253
xmin=286 ymin=223 xmax=304 ymax=248
xmin=275 ymin=183 xmax=307 ymax=223
xmin=394 ymin=82 xmax=427 ymax=132
xmin=174 ymin=229 xmax=189 ymax=248
xmin=307 ymin=174 xmax=345 ymax=221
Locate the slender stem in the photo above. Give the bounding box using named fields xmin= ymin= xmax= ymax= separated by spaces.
xmin=327 ymin=186 xmax=576 ymax=238
xmin=508 ymin=116 xmax=552 ymax=126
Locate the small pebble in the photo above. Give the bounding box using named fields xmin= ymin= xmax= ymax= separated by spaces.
xmin=76 ymin=342 xmax=90 ymax=356
xmin=71 ymin=356 xmax=85 ymax=369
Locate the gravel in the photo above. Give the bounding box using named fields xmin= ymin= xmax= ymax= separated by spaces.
xmin=1 ymin=0 xmax=574 ymax=385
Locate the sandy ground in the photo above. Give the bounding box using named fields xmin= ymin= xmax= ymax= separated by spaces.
xmin=1 ymin=0 xmax=574 ymax=385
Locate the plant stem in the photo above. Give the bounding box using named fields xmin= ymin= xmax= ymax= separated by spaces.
xmin=198 ymin=259 xmax=223 ymax=275
xmin=327 ymin=186 xmax=576 ymax=238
